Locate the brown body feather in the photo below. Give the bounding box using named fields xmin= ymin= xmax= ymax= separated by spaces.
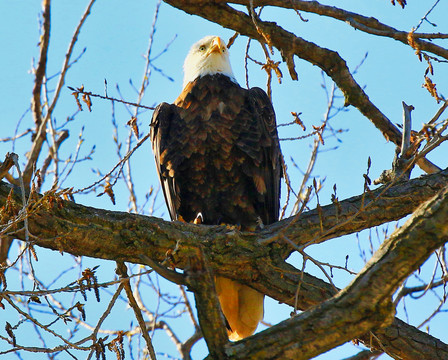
xmin=150 ymin=73 xmax=281 ymax=340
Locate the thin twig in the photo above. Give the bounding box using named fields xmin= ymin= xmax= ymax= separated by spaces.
xmin=1 ymin=294 xmax=90 ymax=350
xmin=116 ymin=262 xmax=158 ymax=360
xmin=68 ymin=87 xmax=156 ymax=111
xmin=73 ymin=132 xmax=151 ymax=194
xmin=414 ymin=0 xmax=441 ymax=32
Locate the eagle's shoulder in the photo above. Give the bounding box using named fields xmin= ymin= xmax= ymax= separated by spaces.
xmin=150 ymin=102 xmax=174 ymax=140
xmin=247 ymin=87 xmax=277 ymax=136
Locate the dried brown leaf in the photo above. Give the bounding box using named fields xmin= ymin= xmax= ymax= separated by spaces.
xmin=312 ymin=124 xmax=326 ymax=145
xmin=29 ymin=244 xmax=38 ymax=261
xmin=391 ymin=0 xmax=407 ymax=8
xmin=75 ymin=301 xmax=86 ymax=321
xmin=291 ymin=112 xmax=306 ymax=131
xmin=262 ymin=59 xmax=283 ymax=84
xmin=127 ymin=117 xmax=139 ymax=139
xmin=5 ymin=322 xmax=16 ymax=346
xmin=108 ymin=331 xmax=125 ymax=360
xmin=104 ymin=182 xmax=116 ymax=205
xmin=407 ymin=29 xmax=421 ymax=59
xmin=71 ymin=90 xmax=82 ymax=111
xmin=82 ymin=93 xmax=92 ymax=112
xmin=423 ymin=76 xmax=441 ymax=103
xmin=28 ymin=296 xmax=41 ymax=304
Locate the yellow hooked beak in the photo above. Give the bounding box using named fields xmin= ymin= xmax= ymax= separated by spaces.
xmin=207 ymin=36 xmax=226 ymax=56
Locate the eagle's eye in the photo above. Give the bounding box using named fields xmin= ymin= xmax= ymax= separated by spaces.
xmin=199 ymin=45 xmax=206 ymax=51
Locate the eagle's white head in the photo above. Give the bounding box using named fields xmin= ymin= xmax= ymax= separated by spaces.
xmin=183 ymin=35 xmax=236 ymax=88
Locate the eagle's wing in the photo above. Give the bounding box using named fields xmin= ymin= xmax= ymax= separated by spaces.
xmin=150 ymin=102 xmax=181 ymax=221
xmin=246 ymin=87 xmax=282 ymax=225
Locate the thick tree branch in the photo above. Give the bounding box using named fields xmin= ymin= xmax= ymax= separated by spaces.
xmin=1 ymin=169 xmax=447 ymax=271
xmin=363 ymin=317 xmax=448 ymax=360
xmin=0 ymin=169 xmax=448 ymax=275
xmin=1 ymin=170 xmax=448 ymax=359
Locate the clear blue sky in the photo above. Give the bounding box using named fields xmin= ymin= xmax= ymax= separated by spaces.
xmin=1 ymin=1 xmax=447 ymax=359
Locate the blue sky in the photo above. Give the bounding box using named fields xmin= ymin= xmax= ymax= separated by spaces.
xmin=1 ymin=1 xmax=447 ymax=359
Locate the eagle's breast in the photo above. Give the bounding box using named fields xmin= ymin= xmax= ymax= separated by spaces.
xmin=160 ymin=75 xmax=259 ymax=226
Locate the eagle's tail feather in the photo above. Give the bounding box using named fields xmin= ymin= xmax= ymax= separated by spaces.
xmin=215 ymin=276 xmax=264 ymax=341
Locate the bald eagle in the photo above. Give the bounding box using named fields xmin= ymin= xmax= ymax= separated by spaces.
xmin=150 ymin=36 xmax=282 ymax=340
